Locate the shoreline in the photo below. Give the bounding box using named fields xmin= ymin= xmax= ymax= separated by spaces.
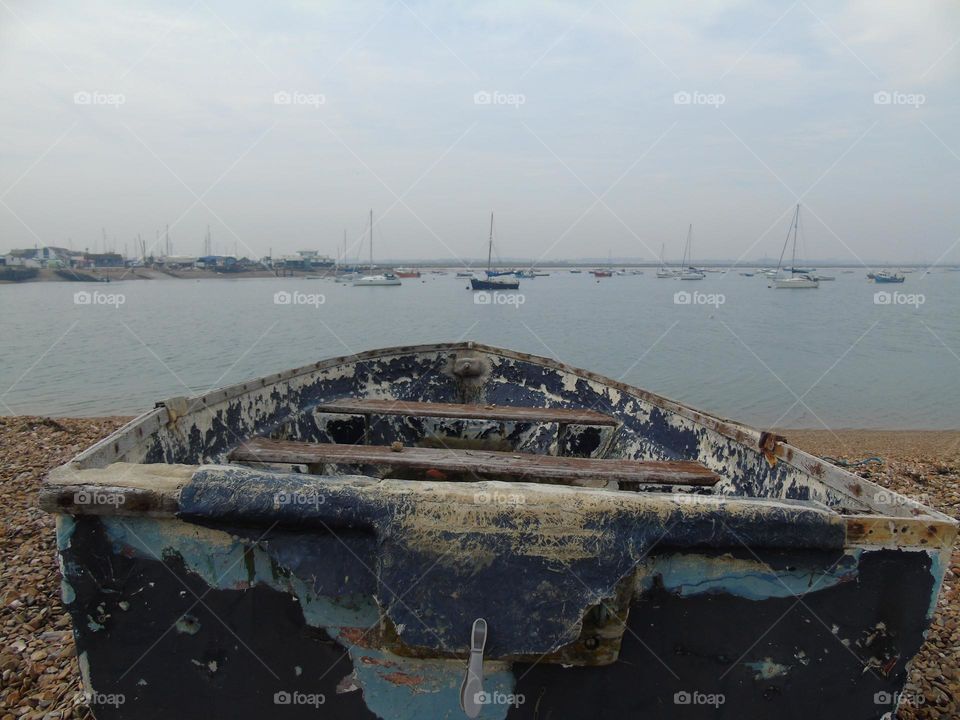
xmin=0 ymin=267 xmax=336 ymax=284
xmin=1 ymin=416 xmax=957 ymax=719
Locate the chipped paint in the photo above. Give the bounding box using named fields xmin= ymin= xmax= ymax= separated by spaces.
xmin=745 ymin=658 xmax=791 ymax=679
xmin=41 ymin=342 xmax=957 ymax=719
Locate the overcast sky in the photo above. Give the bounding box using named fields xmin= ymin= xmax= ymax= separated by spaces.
xmin=1 ymin=1 xmax=959 ymax=264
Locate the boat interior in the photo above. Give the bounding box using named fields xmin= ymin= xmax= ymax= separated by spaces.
xmin=54 ymin=342 xmax=955 ymax=541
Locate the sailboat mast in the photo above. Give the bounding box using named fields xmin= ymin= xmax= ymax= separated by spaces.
xmin=791 ymin=204 xmax=799 ymax=275
xmin=369 ymin=209 xmax=374 ymax=270
xmin=487 ymin=212 xmax=494 ymax=271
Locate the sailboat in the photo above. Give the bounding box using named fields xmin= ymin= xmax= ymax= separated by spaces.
xmin=354 ymin=210 xmax=401 ymax=286
xmin=471 ymin=213 xmax=520 ymax=290
xmin=770 ymin=205 xmax=818 ymax=289
xmin=677 ymin=225 xmax=705 ymax=280
xmin=656 ymin=242 xmax=677 ymax=278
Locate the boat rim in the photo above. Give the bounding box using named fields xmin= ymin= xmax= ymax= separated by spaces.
xmin=58 ymin=340 xmax=957 ymax=534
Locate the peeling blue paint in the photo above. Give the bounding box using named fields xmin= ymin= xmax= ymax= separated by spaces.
xmin=642 ymin=551 xmax=861 ymax=601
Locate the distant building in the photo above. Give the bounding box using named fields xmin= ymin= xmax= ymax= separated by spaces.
xmin=83 ymin=252 xmax=124 ymax=268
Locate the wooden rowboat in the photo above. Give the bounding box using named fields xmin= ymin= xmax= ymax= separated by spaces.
xmin=41 ymin=342 xmax=956 ymax=719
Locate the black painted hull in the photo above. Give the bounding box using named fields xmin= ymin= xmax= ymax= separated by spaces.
xmin=471 ymin=277 xmax=520 ymax=290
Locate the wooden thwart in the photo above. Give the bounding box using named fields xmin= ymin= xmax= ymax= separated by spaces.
xmin=229 ymin=438 xmax=720 ymax=487
xmin=314 ymin=399 xmax=618 ymax=426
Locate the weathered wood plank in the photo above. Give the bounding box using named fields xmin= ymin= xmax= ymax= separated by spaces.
xmin=314 ymin=399 xmax=618 ymax=426
xmin=229 ymin=438 xmax=720 ymax=487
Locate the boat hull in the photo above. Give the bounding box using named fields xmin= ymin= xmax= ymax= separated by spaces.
xmin=773 ymin=278 xmax=819 ymax=288
xmin=470 ymin=277 xmax=520 ymax=290
xmin=40 ymin=343 xmax=955 ymax=719
xmin=354 ymin=274 xmax=402 ymax=286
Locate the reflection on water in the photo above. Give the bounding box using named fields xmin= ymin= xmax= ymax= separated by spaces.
xmin=0 ymin=272 xmax=957 ymax=428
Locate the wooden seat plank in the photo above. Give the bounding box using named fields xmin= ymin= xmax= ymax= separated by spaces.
xmin=229 ymin=438 xmax=719 ymax=487
xmin=314 ymin=399 xmax=618 ymax=426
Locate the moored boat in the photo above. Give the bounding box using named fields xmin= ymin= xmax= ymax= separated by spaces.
xmin=471 ymin=213 xmax=521 ymax=291
xmin=354 ymin=210 xmax=402 ymax=287
xmin=770 ymin=205 xmax=819 ymax=289
xmin=676 ymin=225 xmax=704 ymax=280
xmin=394 ymin=268 xmax=421 ymax=278
xmin=874 ymin=270 xmax=905 ymax=283
xmin=41 ymin=341 xmax=956 ymax=719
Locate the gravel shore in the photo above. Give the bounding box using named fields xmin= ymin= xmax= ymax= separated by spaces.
xmin=1 ymin=417 xmax=957 ymax=719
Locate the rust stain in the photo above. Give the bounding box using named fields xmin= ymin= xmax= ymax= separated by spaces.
xmin=338 ymin=627 xmax=373 ymax=646
xmin=381 ymin=671 xmax=424 ymax=686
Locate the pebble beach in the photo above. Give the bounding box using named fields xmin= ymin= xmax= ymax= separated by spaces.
xmin=1 ymin=417 xmax=957 ymax=719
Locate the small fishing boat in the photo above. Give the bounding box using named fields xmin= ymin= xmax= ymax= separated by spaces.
xmin=569 ymin=269 xmax=582 ymax=274
xmin=456 ymin=271 xmax=474 ymax=278
xmin=874 ymin=270 xmax=905 ymax=284
xmin=590 ymin=269 xmax=613 ymax=278
xmin=771 ymin=205 xmax=819 ymax=289
xmin=471 ymin=213 xmax=520 ymax=291
xmin=354 ymin=210 xmax=402 ymax=287
xmin=394 ymin=268 xmax=421 ymax=278
xmin=41 ymin=342 xmax=956 ymax=719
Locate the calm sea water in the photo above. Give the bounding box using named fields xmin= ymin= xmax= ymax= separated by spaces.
xmin=1 ymin=271 xmax=957 ymax=428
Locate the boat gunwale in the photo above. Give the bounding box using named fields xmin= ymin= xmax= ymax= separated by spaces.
xmin=56 ymin=341 xmax=956 ymax=532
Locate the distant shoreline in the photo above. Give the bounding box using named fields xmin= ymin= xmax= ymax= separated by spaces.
xmin=0 ymin=267 xmax=330 ymax=284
